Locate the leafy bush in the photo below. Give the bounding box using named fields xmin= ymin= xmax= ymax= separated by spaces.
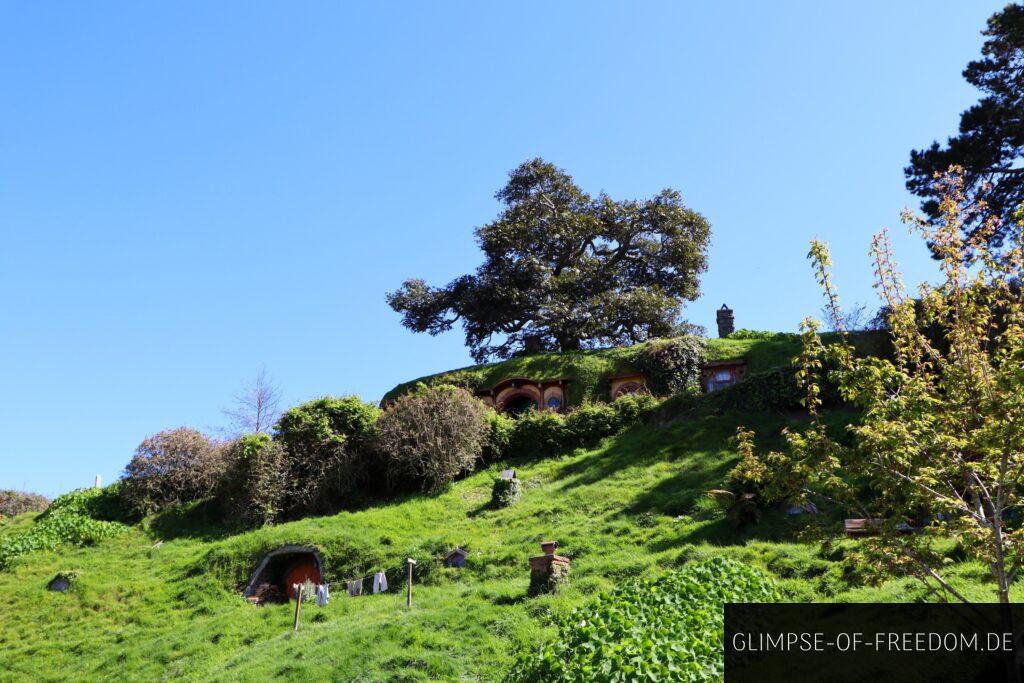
xmin=506 ymin=411 xmax=568 ymax=458
xmin=0 ymin=490 xmax=49 ymax=518
xmin=218 ymin=434 xmax=288 ymax=528
xmin=482 ymin=411 xmax=515 ymax=461
xmin=714 ymin=426 xmax=793 ymax=529
xmin=636 ymin=335 xmax=707 ymax=397
xmin=275 ymin=395 xmax=380 ymax=457
xmin=504 ymin=395 xmax=659 ymax=459
xmin=0 ymin=488 xmax=128 ymax=570
xmin=704 ymin=366 xmax=802 ymax=413
xmin=121 ymin=428 xmax=227 ymax=515
xmin=274 ymin=396 xmax=381 ymax=517
xmin=491 ymin=476 xmax=522 ymax=508
xmin=727 ymin=329 xmax=798 ymax=341
xmin=610 ymin=392 xmax=659 ymax=425
xmin=375 ymin=386 xmax=489 ymax=493
xmin=506 ymin=557 xmax=778 ymax=682
xmin=562 ymin=402 xmax=619 ymax=449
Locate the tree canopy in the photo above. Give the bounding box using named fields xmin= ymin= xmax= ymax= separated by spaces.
xmin=906 ymin=3 xmax=1024 ymax=252
xmin=387 ymin=159 xmax=711 ymax=362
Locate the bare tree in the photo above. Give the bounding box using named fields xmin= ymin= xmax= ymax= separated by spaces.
xmin=223 ymin=368 xmax=282 ymax=435
xmin=820 ymin=300 xmax=870 ymax=332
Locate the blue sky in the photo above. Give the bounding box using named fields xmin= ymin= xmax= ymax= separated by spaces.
xmin=0 ymin=1 xmax=1006 ymax=496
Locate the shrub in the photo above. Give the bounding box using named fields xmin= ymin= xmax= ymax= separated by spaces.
xmin=0 ymin=490 xmax=49 ymax=518
xmin=121 ymin=428 xmax=227 ymax=515
xmin=482 ymin=411 xmax=515 ymax=461
xmin=502 ymin=395 xmax=660 ymax=459
xmin=704 ymin=365 xmax=803 ymax=413
xmin=375 ymin=386 xmax=488 ymax=493
xmin=506 ymin=557 xmax=778 ymax=682
xmin=610 ymin=392 xmax=659 ymax=424
xmin=274 ymin=396 xmax=381 ymax=517
xmin=561 ymin=395 xmax=659 ymax=451
xmin=563 ymin=402 xmax=619 ymax=449
xmin=727 ymin=329 xmax=799 ymax=341
xmin=506 ymin=411 xmax=567 ymax=458
xmin=636 ymin=335 xmax=707 ymax=396
xmin=0 ymin=488 xmax=128 ymax=570
xmin=491 ymin=476 xmax=522 ymax=508
xmin=275 ymin=395 xmax=379 ymax=457
xmin=218 ymin=434 xmax=288 ymax=528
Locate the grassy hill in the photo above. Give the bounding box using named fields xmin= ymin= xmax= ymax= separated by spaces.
xmin=381 ymin=335 xmax=803 ymax=405
xmin=0 ymin=331 xmax=988 ymax=681
xmin=0 ymin=398 xmax=1008 ymax=681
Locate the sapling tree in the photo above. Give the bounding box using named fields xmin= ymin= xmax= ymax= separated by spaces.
xmin=733 ymin=169 xmax=1024 ymax=603
xmin=223 ymin=368 xmax=282 ymax=435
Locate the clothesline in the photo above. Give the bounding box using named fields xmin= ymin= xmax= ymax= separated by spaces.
xmin=346 ymin=570 xmax=388 ymax=597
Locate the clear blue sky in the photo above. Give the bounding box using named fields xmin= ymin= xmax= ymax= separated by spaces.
xmin=0 ymin=1 xmax=1006 ymax=496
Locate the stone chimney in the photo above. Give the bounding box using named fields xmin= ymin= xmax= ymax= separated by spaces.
xmin=716 ymin=304 xmax=734 ymax=338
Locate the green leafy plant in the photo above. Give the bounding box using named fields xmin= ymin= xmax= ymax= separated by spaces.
xmin=504 ymin=395 xmax=659 ymax=459
xmin=0 ymin=488 xmax=128 ymax=570
xmin=482 ymin=410 xmax=515 ymax=461
xmin=506 ymin=411 xmax=568 ymax=458
xmin=506 ymin=557 xmax=778 ymax=682
xmin=727 ymin=329 xmax=798 ymax=341
xmin=609 ymin=392 xmax=659 ymax=424
xmin=562 ymin=402 xmax=620 ymax=449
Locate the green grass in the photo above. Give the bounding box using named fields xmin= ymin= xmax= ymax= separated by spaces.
xmin=0 ymin=512 xmax=37 ymax=539
xmin=0 ymin=402 xmax=1011 ymax=681
xmin=381 ymin=335 xmax=803 ymax=406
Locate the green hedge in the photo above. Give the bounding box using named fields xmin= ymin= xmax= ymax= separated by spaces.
xmin=656 ymin=365 xmax=802 ymax=420
xmin=506 ymin=557 xmax=778 ymax=681
xmin=503 ymin=394 xmax=660 ymax=459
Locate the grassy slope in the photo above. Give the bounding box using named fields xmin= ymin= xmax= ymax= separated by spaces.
xmin=381 ymin=336 xmax=802 ymax=405
xmin=0 ymin=406 xmax=1009 ymax=682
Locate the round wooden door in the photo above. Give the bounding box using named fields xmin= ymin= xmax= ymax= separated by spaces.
xmin=283 ymin=556 xmax=322 ymax=599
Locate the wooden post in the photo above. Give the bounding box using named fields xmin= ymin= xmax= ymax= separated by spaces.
xmin=406 ymin=558 xmax=417 ymax=608
xmin=293 ymin=583 xmax=303 ymax=631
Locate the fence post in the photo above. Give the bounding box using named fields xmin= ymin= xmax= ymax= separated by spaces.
xmin=406 ymin=558 xmax=417 ymax=608
xmin=293 ymin=583 xmax=304 ymax=631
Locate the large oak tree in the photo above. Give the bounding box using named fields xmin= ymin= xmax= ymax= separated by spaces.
xmin=906 ymin=3 xmax=1024 ymax=252
xmin=387 ymin=159 xmax=711 ymax=362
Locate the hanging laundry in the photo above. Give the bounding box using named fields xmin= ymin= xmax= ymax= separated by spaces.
xmin=348 ymin=578 xmax=363 ymax=597
xmin=316 ymin=583 xmax=330 ymax=607
xmin=372 ymin=571 xmax=388 ymax=594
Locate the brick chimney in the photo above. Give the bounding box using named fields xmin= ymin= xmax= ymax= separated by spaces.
xmin=716 ymin=304 xmax=734 ymax=338
xmin=529 ymin=540 xmax=570 ymax=596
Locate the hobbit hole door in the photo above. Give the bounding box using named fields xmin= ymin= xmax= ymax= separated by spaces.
xmin=506 ymin=394 xmax=540 ymax=415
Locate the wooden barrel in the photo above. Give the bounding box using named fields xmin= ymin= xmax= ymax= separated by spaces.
xmin=283 ymin=556 xmax=322 ymax=599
